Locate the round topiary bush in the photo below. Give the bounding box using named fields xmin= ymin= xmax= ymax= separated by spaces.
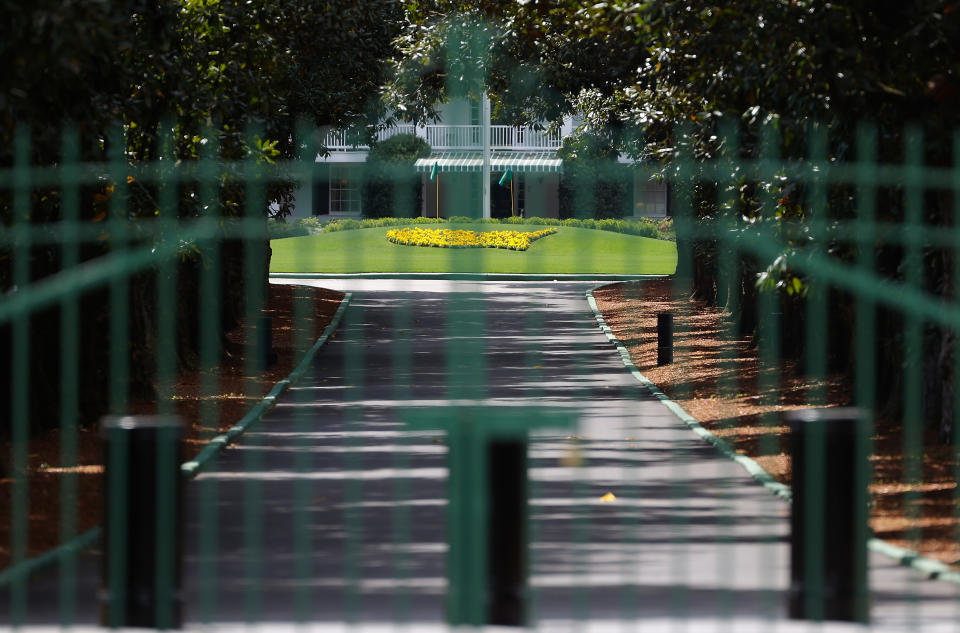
xmin=557 ymin=132 xmax=630 ymax=220
xmin=363 ymin=133 xmax=431 ymax=218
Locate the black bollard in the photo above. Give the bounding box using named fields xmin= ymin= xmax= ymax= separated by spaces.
xmin=787 ymin=408 xmax=869 ymax=623
xmin=657 ymin=312 xmax=674 ymax=366
xmin=101 ymin=416 xmax=184 ymax=629
xmin=257 ymin=316 xmax=277 ymax=370
xmin=487 ymin=439 xmax=528 ymax=626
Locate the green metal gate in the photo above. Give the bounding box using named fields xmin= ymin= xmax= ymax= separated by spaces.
xmin=3 ymin=119 xmax=960 ymax=630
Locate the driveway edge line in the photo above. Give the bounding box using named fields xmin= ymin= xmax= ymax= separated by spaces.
xmin=181 ymin=291 xmax=353 ymax=477
xmin=585 ymin=284 xmax=960 ymax=585
xmin=0 ymin=291 xmax=353 ymax=588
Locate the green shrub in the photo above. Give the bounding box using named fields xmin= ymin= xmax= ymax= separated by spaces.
xmin=557 ymin=133 xmax=631 ymax=220
xmin=524 ymin=216 xmax=551 ymax=225
xmin=363 ymin=134 xmax=432 ymax=218
xmin=658 ymin=217 xmax=674 ymax=237
xmin=324 ymin=218 xmax=362 ymax=232
xmin=268 ymin=218 xmax=312 ymax=239
xmin=296 ymin=216 xmax=324 ymax=233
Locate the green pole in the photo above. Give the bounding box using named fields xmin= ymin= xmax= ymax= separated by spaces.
xmin=430 ymin=161 xmax=440 ymax=222
xmin=405 ymin=406 xmax=574 ymax=627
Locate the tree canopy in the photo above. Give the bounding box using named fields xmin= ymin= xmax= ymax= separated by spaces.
xmin=389 ymin=1 xmax=960 ymax=153
xmin=387 ymin=1 xmax=960 ymax=438
xmin=0 ymin=0 xmax=405 ymax=435
xmin=1 ymin=0 xmax=402 ymax=166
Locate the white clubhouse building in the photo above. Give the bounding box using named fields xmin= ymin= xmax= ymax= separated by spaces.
xmin=291 ymin=98 xmax=668 ymax=221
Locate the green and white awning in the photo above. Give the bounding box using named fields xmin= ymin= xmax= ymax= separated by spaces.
xmin=414 ymin=152 xmax=562 ymax=174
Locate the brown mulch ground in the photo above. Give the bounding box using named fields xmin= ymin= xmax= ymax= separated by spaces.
xmin=593 ymin=278 xmax=960 ymax=568
xmin=0 ymin=283 xmax=344 ymax=570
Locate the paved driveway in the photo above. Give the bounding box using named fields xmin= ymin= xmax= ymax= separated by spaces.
xmin=6 ymin=279 xmax=959 ymax=632
xmin=180 ymin=278 xmax=960 ymax=631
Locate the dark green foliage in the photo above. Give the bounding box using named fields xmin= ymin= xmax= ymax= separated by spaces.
xmin=391 ymin=1 xmax=960 ymax=437
xmin=388 ymin=2 xmax=643 ymax=127
xmin=0 ymin=0 xmax=403 ymax=436
xmin=557 ymin=133 xmax=631 ymax=220
xmin=362 ymin=134 xmax=432 ymax=218
xmin=369 ymin=134 xmax=434 ymax=164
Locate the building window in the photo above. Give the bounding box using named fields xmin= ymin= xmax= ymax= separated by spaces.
xmin=470 ymin=97 xmax=481 ymax=126
xmin=330 ymin=165 xmax=361 ymax=215
xmin=634 ymin=178 xmax=667 ymax=217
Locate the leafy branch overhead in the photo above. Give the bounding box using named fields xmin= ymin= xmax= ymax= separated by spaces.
xmin=0 ymin=0 xmax=405 ymax=433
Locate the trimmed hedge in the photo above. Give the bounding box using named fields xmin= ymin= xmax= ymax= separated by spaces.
xmin=267 ymin=216 xmax=325 ymax=239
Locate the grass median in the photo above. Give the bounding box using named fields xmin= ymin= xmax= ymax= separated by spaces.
xmin=270 ymin=223 xmax=677 ymax=275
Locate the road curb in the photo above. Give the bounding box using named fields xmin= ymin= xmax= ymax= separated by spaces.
xmin=585 ymin=283 xmax=960 ymax=586
xmin=0 ymin=291 xmax=352 ymax=588
xmin=0 ymin=526 xmax=101 ymax=588
xmin=181 ymin=291 xmax=352 ymax=477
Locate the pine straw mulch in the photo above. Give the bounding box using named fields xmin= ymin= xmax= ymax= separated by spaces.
xmin=593 ymin=278 xmax=960 ymax=568
xmin=0 ymin=283 xmax=344 ymax=570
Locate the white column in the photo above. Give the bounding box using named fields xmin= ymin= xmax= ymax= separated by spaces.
xmin=481 ymin=92 xmax=491 ymax=219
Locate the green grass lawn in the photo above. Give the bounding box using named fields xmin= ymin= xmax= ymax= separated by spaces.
xmin=269 ymin=223 xmax=677 ymax=275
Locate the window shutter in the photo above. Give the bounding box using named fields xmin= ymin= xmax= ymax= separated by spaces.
xmin=312 ymin=164 xmax=330 ymax=215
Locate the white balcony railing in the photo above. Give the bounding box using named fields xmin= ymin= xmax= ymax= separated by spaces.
xmin=324 ymin=124 xmax=563 ymax=152
xmin=489 ymin=125 xmax=563 ymax=150
xmin=323 ymin=125 xmax=418 ymax=150
xmin=424 ymin=125 xmax=482 ymax=149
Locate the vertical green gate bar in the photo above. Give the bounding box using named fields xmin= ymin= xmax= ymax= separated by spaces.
xmin=242 ymin=127 xmax=267 ymax=625
xmin=291 ymin=122 xmax=319 ymax=625
xmin=853 ymin=123 xmax=878 ymax=628
xmin=805 ymin=123 xmax=828 ymax=409
xmin=108 ymin=125 xmax=130 ymax=417
xmin=154 ymin=124 xmax=179 ymax=630
xmin=405 ymin=407 xmax=574 ymax=626
xmin=104 ymin=421 xmax=129 ymax=628
xmin=670 ymin=122 xmax=695 ymax=623
xmin=57 ymin=127 xmax=80 ymax=627
xmin=10 ymin=126 xmax=31 ymax=628
xmin=953 ymin=131 xmax=960 ymax=611
xmin=196 ymin=128 xmax=222 ymax=625
xmin=714 ymin=118 xmax=741 ymax=622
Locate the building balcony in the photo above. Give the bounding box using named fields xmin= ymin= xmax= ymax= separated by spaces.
xmin=323 ymin=124 xmax=564 ymax=152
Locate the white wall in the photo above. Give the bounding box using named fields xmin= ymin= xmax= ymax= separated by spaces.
xmin=436 ymin=98 xmax=474 ymax=126
xmin=289 ymin=183 xmax=312 ymax=220
xmin=524 ymin=173 xmax=560 ymax=218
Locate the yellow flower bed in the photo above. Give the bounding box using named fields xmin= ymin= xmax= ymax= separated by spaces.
xmin=386 ymin=227 xmax=558 ymax=251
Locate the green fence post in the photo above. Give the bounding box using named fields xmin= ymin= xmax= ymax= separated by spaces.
xmin=787 ymin=408 xmax=869 ymax=623
xmin=657 ymin=311 xmax=674 ymax=366
xmin=406 ymin=406 xmax=575 ymax=627
xmin=9 ymin=124 xmax=31 ymax=630
xmin=100 ymin=416 xmax=184 ymax=629
xmin=487 ymin=438 xmax=529 ymax=625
